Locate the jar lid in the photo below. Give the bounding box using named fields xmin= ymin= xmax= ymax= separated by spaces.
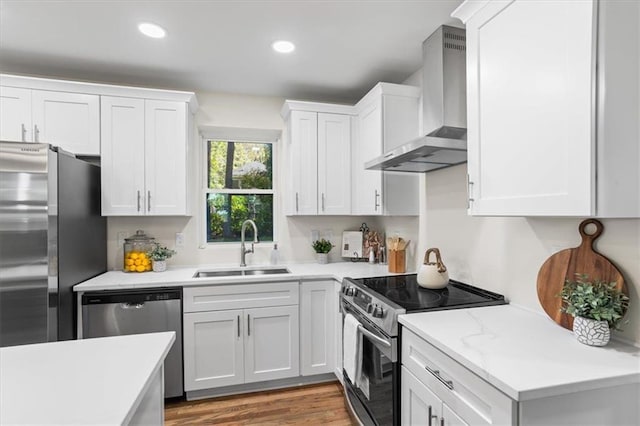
xmin=124 ymin=229 xmax=155 ymax=242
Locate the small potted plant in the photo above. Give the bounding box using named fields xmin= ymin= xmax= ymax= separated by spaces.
xmin=147 ymin=243 xmax=177 ymax=272
xmin=559 ymin=274 xmax=629 ymax=346
xmin=312 ymin=238 xmax=333 ymax=264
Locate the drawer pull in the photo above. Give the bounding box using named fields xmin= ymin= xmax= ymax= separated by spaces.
xmin=425 ymin=365 xmax=454 ymax=390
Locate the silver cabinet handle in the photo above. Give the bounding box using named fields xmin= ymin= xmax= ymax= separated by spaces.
xmin=374 ymin=189 xmax=381 ymax=211
xmin=321 ymin=193 xmax=325 ymax=212
xmin=21 ymin=124 xmax=26 ymax=142
xmin=425 ymin=365 xmax=454 ymax=390
xmin=237 ymin=315 xmax=240 ymax=338
xmin=147 ymin=190 xmax=151 ymax=212
xmin=428 ymin=406 xmax=435 ymax=426
xmin=247 ymin=314 xmax=251 ymax=336
xmin=295 ymin=192 xmax=299 ymax=213
xmin=34 ymin=124 xmax=40 ymax=142
xmin=137 ymin=190 xmax=141 ymax=212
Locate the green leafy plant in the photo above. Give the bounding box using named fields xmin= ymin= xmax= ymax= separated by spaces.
xmin=312 ymin=239 xmax=333 ymax=254
xmin=558 ymin=274 xmax=629 ymax=329
xmin=147 ymin=244 xmax=177 ymax=261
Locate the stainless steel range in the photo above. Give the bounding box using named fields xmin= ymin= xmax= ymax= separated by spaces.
xmin=340 ymin=274 xmax=506 ymax=426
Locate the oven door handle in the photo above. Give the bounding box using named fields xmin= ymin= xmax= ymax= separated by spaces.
xmin=358 ymin=324 xmax=391 ymax=348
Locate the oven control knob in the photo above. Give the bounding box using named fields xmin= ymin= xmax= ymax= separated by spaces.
xmin=344 ymin=287 xmax=356 ymax=297
xmin=372 ymin=305 xmax=384 ymax=318
xmin=366 ymin=303 xmax=373 ymax=313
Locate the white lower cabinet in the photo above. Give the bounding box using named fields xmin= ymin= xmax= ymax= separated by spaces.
xmin=244 ymin=305 xmax=299 ymax=383
xmin=401 ymin=329 xmax=515 ymax=425
xmin=300 ymin=280 xmax=336 ymax=376
xmin=183 ymin=310 xmax=244 ymax=389
xmin=402 ymin=367 xmax=468 ymax=426
xmin=401 ymin=327 xmax=640 ymax=425
xmin=183 ymin=283 xmax=299 ymax=392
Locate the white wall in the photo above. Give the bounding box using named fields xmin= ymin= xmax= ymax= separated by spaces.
xmin=422 ymin=164 xmax=640 ymax=345
xmin=107 ymin=91 xmax=418 ymax=270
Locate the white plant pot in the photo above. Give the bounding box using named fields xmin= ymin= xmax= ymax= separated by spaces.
xmin=317 ymin=253 xmax=329 ymax=264
xmin=152 ymin=260 xmax=167 ymax=272
xmin=573 ymin=316 xmax=610 ymax=346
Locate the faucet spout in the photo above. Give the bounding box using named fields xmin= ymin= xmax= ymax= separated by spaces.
xmin=240 ymin=219 xmax=259 ymax=267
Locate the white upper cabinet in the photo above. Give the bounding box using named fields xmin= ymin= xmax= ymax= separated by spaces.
xmin=454 ymin=0 xmax=640 ymax=217
xmin=31 ymin=90 xmax=100 ymax=156
xmin=0 ymin=85 xmax=99 ymax=155
xmin=282 ymin=102 xmax=352 ymax=216
xmin=0 ymin=87 xmax=32 ymax=142
xmin=101 ymin=96 xmax=190 ymax=216
xmin=317 ymin=113 xmax=351 ymax=215
xmin=353 ymin=83 xmax=421 ymax=216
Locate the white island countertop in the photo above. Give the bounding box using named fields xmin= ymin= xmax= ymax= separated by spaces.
xmin=74 ymin=261 xmax=401 ymax=292
xmin=0 ymin=332 xmax=175 ymax=425
xmin=399 ymin=305 xmax=640 ymax=402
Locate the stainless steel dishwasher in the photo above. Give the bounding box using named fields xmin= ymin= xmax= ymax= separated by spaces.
xmin=81 ymin=288 xmax=183 ymax=398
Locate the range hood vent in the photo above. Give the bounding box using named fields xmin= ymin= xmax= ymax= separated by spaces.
xmin=366 ymin=25 xmax=467 ymax=173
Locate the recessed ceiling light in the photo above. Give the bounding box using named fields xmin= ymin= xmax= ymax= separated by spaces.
xmin=138 ymin=22 xmax=166 ymax=39
xmin=272 ymin=40 xmax=295 ymax=54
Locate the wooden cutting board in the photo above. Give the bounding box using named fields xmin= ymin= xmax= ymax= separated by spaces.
xmin=536 ymin=219 xmax=628 ymax=330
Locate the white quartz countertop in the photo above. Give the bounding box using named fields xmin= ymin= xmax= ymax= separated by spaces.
xmin=0 ymin=332 xmax=175 ymax=425
xmin=399 ymin=305 xmax=640 ymax=402
xmin=74 ymin=261 xmax=400 ymax=291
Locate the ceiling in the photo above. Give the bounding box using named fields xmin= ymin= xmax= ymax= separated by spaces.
xmin=0 ymin=0 xmax=463 ymax=103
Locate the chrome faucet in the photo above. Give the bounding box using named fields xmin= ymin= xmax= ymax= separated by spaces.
xmin=240 ymin=219 xmax=259 ymax=267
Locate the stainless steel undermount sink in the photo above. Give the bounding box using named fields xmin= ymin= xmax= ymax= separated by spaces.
xmin=193 ymin=268 xmax=290 ymax=278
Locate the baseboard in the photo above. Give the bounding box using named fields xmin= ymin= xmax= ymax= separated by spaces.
xmin=185 ymin=373 xmax=337 ymax=401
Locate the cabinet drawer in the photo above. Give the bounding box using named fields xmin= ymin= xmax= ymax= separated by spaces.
xmin=183 ymin=282 xmax=299 ymax=313
xmin=402 ymin=328 xmax=515 ymax=425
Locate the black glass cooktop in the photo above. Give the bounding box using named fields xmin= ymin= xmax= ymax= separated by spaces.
xmin=353 ymin=274 xmax=506 ymax=312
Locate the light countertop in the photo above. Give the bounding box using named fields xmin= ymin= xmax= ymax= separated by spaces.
xmin=74 ymin=261 xmax=401 ymax=292
xmin=0 ymin=332 xmax=175 ymax=425
xmin=399 ymin=305 xmax=640 ymax=401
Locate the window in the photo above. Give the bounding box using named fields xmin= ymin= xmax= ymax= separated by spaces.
xmin=205 ymin=139 xmax=274 ymax=243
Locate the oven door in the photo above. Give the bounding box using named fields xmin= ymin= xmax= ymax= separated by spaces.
xmin=342 ymin=301 xmax=398 ymax=426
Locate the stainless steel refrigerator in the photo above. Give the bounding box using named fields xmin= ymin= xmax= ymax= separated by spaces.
xmin=0 ymin=141 xmax=107 ymax=347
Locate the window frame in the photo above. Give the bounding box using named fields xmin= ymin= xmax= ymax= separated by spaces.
xmin=199 ymin=132 xmax=278 ymax=247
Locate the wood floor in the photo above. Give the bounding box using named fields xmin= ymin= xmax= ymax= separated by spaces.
xmin=165 ymin=381 xmax=357 ymax=425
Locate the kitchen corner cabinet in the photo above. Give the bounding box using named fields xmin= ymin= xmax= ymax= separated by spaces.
xmin=0 ymin=86 xmax=100 ymax=155
xmin=100 ymin=96 xmax=190 ymax=216
xmin=353 ymin=83 xmax=420 ymax=216
xmin=454 ymin=0 xmax=640 ymax=217
xmin=300 ymin=280 xmax=336 ymax=376
xmin=282 ymin=102 xmax=352 ymax=215
xmin=183 ymin=283 xmax=300 ymax=392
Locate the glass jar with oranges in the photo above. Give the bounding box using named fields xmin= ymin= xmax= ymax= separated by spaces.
xmin=123 ymin=230 xmax=155 ymax=272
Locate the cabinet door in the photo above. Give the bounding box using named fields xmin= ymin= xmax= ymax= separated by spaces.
xmin=0 ymin=86 xmax=32 ymax=142
xmin=353 ymin=99 xmax=383 ymax=215
xmin=244 ymin=305 xmax=299 ymax=383
xmin=334 ymin=281 xmax=343 ymax=382
xmin=100 ymin=96 xmax=145 ymax=216
xmin=442 ymin=403 xmax=469 ymax=426
xmin=317 ymin=113 xmax=351 ymax=215
xmin=183 ymin=310 xmax=244 ymax=391
xmin=144 ymin=100 xmax=188 ymax=215
xmin=465 ymin=0 xmax=595 ymax=216
xmin=288 ymin=110 xmax=318 ymax=215
xmin=401 ymin=366 xmax=442 ymax=426
xmin=31 ymin=90 xmax=100 ymax=155
xmin=300 ymin=281 xmax=335 ymax=376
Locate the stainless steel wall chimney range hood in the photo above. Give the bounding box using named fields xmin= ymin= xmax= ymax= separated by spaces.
xmin=366 ymin=25 xmax=467 ymax=173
